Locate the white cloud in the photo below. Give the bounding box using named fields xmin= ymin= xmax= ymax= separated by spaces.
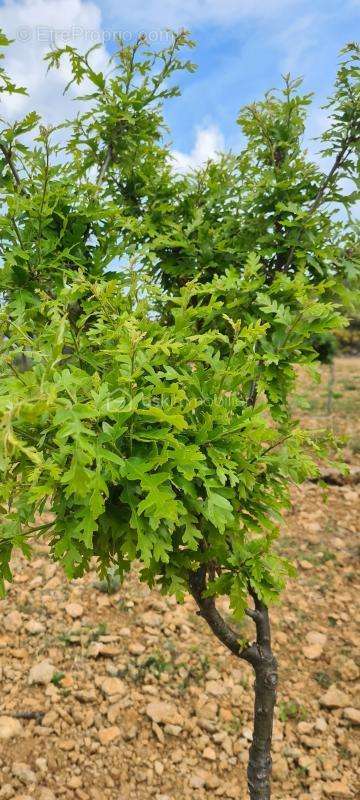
xmin=103 ymin=0 xmax=300 ymax=31
xmin=171 ymin=124 xmax=225 ymax=172
xmin=0 ymin=0 xmax=109 ymax=122
xmin=276 ymin=13 xmax=320 ymax=74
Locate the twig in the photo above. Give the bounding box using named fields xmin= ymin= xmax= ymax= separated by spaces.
xmin=0 ymin=710 xmax=45 ymax=720
xmin=0 ymin=141 xmax=24 ymax=192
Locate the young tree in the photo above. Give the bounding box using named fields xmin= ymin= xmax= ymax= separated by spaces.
xmin=0 ymin=31 xmax=359 ymax=800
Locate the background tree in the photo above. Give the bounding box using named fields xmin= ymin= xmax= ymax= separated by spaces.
xmin=0 ymin=31 xmax=359 ymax=800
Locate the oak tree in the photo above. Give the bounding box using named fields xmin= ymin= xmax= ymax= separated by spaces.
xmin=0 ymin=31 xmax=359 ymax=799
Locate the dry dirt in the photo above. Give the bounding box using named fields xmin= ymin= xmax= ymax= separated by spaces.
xmin=0 ymin=357 xmax=359 ymax=800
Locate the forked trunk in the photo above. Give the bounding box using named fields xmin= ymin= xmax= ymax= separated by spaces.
xmin=189 ymin=566 xmax=277 ymax=800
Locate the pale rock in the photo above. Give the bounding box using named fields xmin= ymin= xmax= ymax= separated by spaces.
xmin=128 ymin=641 xmax=146 ymax=656
xmin=273 ymin=719 xmax=284 ymax=741
xmin=35 ymin=758 xmax=47 ymax=773
xmin=4 ymin=611 xmax=23 ymax=632
xmin=303 ymin=643 xmax=324 ymax=660
xmin=231 ymin=685 xmax=244 ymax=705
xmin=121 ymin=725 xmax=138 ymax=742
xmin=98 ymin=726 xmax=121 ymax=745
xmin=0 ymin=785 xmax=15 ymax=799
xmin=315 ymin=716 xmax=327 ymax=732
xmin=28 ymin=661 xmax=56 ymax=686
xmin=154 ymin=761 xmax=164 ymax=777
xmin=12 ymin=763 xmax=37 ymax=785
xmin=196 ymin=698 xmax=218 ymax=719
xmin=142 ymin=610 xmax=162 ymax=628
xmin=190 ymin=774 xmax=205 ymax=789
xmin=100 ymin=677 xmax=126 ymax=699
xmin=320 ymin=685 xmax=351 ymax=709
xmin=119 ymin=626 xmax=131 ymax=636
xmin=26 ymin=619 xmax=45 ymax=635
xmin=338 ymin=658 xmax=359 ymax=682
xmin=58 ymin=739 xmax=75 ymax=751
xmin=343 ymin=707 xmax=360 ymax=725
xmin=65 ymin=602 xmax=83 ymax=619
xmin=67 ymin=776 xmax=82 ymax=789
xmin=107 ymin=702 xmax=122 ymax=725
xmin=0 ymin=716 xmax=22 ymax=740
xmin=272 ymin=756 xmax=289 ymax=781
xmin=205 ymin=680 xmax=225 ymax=697
xmin=164 ymin=723 xmax=182 ymax=736
xmin=297 ymin=721 xmax=313 ymax=734
xmin=323 ymin=781 xmax=353 ymax=798
xmin=203 ymin=746 xmax=216 ymax=761
xmin=39 ymin=790 xmax=56 ymax=800
xmin=306 ymin=631 xmax=327 ymax=647
xmin=146 ymin=701 xmax=181 ymax=726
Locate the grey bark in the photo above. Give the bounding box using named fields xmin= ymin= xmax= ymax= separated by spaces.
xmin=189 ymin=566 xmax=277 ymax=800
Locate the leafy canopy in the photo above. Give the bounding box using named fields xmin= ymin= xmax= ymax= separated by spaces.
xmin=0 ymin=32 xmax=359 ymax=619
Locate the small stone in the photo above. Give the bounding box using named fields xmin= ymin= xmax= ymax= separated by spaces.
xmin=4 ymin=611 xmax=23 ymax=632
xmin=39 ymin=791 xmax=56 ymax=800
xmin=323 ymin=781 xmax=352 ymax=798
xmin=146 ymin=701 xmax=181 ymax=726
xmin=0 ymin=716 xmax=22 ymax=740
xmin=297 ymin=721 xmax=313 ymax=734
xmin=306 ymin=631 xmax=327 ymax=646
xmin=203 ymin=747 xmax=216 ymax=761
xmin=272 ymin=756 xmax=289 ymax=781
xmin=339 ymin=658 xmax=359 ymax=681
xmin=190 ymin=774 xmax=205 ymax=789
xmin=303 ymin=644 xmax=324 ymax=660
xmin=164 ymin=724 xmax=182 ymax=736
xmin=0 ymin=785 xmax=15 ymax=799
xmin=315 ymin=716 xmax=327 ymax=732
xmin=98 ymin=726 xmax=121 ymax=745
xmin=142 ymin=611 xmax=162 ymax=628
xmin=26 ymin=619 xmax=45 ymax=635
xmin=65 ymin=602 xmax=83 ymax=619
xmin=58 ymin=739 xmax=75 ymax=751
xmin=343 ymin=707 xmax=360 ymax=725
xmin=28 ymin=661 xmax=56 ymax=686
xmin=100 ymin=677 xmax=126 ymax=698
xmin=35 ymin=758 xmax=47 ymax=773
xmin=128 ymin=642 xmax=146 ymax=656
xmin=68 ymin=776 xmax=82 ymax=789
xmin=154 ymin=761 xmax=164 ymax=776
xmin=320 ymin=685 xmax=351 ymax=709
xmin=205 ymin=680 xmax=225 ymax=697
xmin=12 ymin=763 xmax=37 ymax=785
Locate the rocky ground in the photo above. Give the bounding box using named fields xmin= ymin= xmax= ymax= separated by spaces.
xmin=0 ymin=357 xmax=359 ymax=800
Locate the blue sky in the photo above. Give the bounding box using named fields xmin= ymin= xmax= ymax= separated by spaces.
xmin=0 ymin=0 xmax=359 ymax=166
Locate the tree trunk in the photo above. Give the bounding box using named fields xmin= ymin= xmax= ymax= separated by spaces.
xmin=189 ymin=566 xmax=277 ymax=800
xmin=247 ymin=652 xmax=277 ymax=800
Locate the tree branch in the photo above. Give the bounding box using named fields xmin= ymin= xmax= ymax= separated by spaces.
xmin=0 ymin=141 xmax=26 ymax=195
xmin=284 ymin=133 xmax=357 ymax=270
xmin=189 ymin=564 xmax=259 ymax=665
xmin=96 ymin=143 xmax=114 ymax=186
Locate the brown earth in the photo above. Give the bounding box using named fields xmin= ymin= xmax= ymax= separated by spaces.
xmin=0 ymin=356 xmax=359 ymax=800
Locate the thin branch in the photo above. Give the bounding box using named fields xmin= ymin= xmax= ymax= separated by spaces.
xmin=0 ymin=710 xmax=45 ymax=720
xmin=0 ymin=141 xmax=24 ymax=191
xmin=96 ymin=142 xmax=114 ymax=186
xmin=284 ymin=134 xmax=356 ymax=270
xmin=189 ymin=564 xmax=259 ymax=665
